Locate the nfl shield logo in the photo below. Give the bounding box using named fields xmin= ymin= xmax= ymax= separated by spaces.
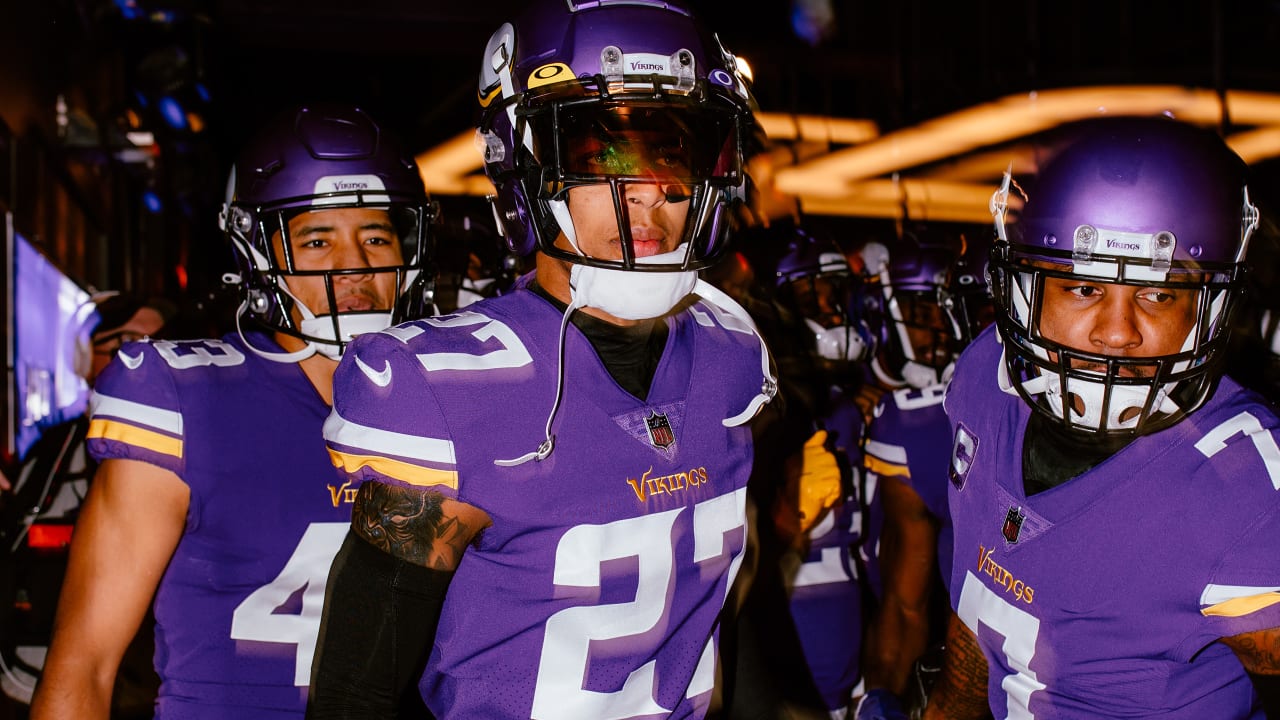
xmin=1002 ymin=506 xmax=1025 ymax=544
xmin=646 ymin=411 xmax=675 ymax=449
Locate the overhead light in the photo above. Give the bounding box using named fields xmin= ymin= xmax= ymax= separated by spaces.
xmin=798 ymin=178 xmax=1014 ymax=224
xmin=415 ymin=130 xmax=494 ymax=196
xmin=414 ymin=111 xmax=881 ymax=197
xmin=776 ymin=85 xmax=1280 ymax=197
xmin=125 ymin=131 xmax=155 ymax=146
xmin=413 ymin=85 xmax=1280 ymax=225
xmin=756 ymin=113 xmax=879 ymax=145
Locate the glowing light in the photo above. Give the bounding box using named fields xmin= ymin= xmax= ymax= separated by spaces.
xmin=158 ymin=96 xmax=187 ymax=131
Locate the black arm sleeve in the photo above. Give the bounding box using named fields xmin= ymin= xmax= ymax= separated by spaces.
xmin=306 ymin=529 xmax=454 ymax=719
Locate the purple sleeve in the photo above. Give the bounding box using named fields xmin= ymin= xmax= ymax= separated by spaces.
xmin=324 ymin=325 xmax=463 ymax=498
xmin=86 ymin=339 xmax=191 ymax=476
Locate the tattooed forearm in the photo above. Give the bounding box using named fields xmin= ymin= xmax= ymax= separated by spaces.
xmin=1223 ymin=627 xmax=1280 ymax=675
xmin=922 ymin=613 xmax=991 ymax=720
xmin=351 ymin=481 xmax=482 ymax=570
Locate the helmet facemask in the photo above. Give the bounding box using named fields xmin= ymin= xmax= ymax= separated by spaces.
xmin=500 ymin=80 xmax=747 ymax=273
xmin=990 ymin=164 xmax=1256 ymax=438
xmin=225 ymin=188 xmax=434 ymax=360
xmin=862 ymin=238 xmax=982 ymax=390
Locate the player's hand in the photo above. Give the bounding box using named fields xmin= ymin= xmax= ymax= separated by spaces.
xmin=793 ymin=429 xmax=841 ymax=533
xmin=852 ymin=688 xmax=909 ymax=720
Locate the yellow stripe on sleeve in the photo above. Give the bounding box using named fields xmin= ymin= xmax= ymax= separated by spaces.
xmin=1201 ymin=591 xmax=1280 ymax=618
xmin=87 ymin=418 xmax=183 ymax=459
xmin=328 ymin=449 xmax=459 ymax=491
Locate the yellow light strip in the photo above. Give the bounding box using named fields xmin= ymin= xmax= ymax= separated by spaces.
xmin=755 ymin=113 xmax=880 ymax=144
xmin=414 ymin=86 xmax=1280 ymax=225
xmin=798 ymin=178 xmax=1016 ymax=223
xmin=1224 ymin=125 xmax=1280 ymax=164
xmin=415 ymin=130 xmax=493 ymax=196
xmin=776 ymin=85 xmax=1280 ymax=197
xmin=916 ymin=145 xmax=1042 ymax=183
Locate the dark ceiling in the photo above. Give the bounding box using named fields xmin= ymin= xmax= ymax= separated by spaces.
xmin=13 ymin=0 xmax=1280 ymax=184
xmin=198 ymin=0 xmax=1280 ymax=149
xmin=6 ymin=0 xmax=1280 ymax=304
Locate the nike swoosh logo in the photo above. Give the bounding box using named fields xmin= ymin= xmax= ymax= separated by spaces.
xmin=356 ymin=356 xmax=392 ymax=387
xmin=119 ymin=350 xmax=145 ymax=370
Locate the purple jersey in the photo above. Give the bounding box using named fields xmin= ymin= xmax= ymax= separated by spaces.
xmin=864 ymin=384 xmax=953 ymax=584
xmin=788 ymin=390 xmax=868 ymax=711
xmin=86 ymin=333 xmax=352 ymax=719
xmin=325 ymin=288 xmax=763 ymax=719
xmin=944 ymin=328 xmax=1280 ymax=719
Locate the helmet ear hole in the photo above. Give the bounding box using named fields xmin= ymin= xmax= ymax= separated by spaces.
xmin=248 ymin=289 xmax=270 ymax=314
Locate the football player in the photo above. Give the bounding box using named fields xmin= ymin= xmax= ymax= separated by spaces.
xmin=858 ymin=230 xmax=992 ymax=719
xmin=768 ymin=228 xmax=875 ymax=718
xmin=925 ymin=116 xmax=1280 ymax=718
xmin=307 ymin=1 xmax=778 ymax=718
xmin=29 ymin=104 xmax=434 ymax=719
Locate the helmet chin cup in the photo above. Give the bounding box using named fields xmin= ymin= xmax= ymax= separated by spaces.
xmin=804 ymin=318 xmax=868 ymax=363
xmin=569 ymin=264 xmax=698 ymax=320
xmin=1040 ymin=370 xmax=1177 ymax=433
xmin=299 ymin=312 xmax=394 ymax=361
xmin=902 ymin=360 xmax=944 ymax=389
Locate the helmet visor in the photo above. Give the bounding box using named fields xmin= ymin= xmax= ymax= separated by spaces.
xmin=531 ymin=101 xmax=742 ymax=189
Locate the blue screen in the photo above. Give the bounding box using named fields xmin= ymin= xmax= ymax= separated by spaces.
xmin=10 ymin=231 xmax=98 ymax=462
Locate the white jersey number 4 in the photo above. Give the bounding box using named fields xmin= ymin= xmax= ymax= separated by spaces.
xmin=230 ymin=522 xmax=349 ymax=685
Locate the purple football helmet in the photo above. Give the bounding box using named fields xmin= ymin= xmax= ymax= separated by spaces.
xmin=220 ymin=104 xmax=435 ymax=359
xmin=774 ymin=227 xmax=874 ymax=365
xmin=860 ymin=228 xmax=992 ymax=389
xmin=476 ymin=0 xmax=756 ymax=272
xmin=989 ymin=116 xmax=1258 ymax=436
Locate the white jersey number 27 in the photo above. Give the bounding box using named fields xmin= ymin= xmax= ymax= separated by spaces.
xmin=531 ymin=489 xmax=747 ymax=720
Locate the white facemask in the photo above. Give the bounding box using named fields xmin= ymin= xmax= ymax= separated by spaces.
xmin=568 ymin=244 xmax=698 ymax=320
xmin=803 ymin=318 xmax=868 ymax=362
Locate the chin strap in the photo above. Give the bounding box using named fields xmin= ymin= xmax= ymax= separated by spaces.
xmin=233 ymin=299 xmax=320 ymax=364
xmin=691 ymin=279 xmax=777 ymax=427
xmin=493 ymin=295 xmax=582 ymax=467
xmin=494 ymin=280 xmax=777 ymax=467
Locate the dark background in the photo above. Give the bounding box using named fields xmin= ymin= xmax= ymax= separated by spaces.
xmin=4 ymin=0 xmax=1280 ymax=319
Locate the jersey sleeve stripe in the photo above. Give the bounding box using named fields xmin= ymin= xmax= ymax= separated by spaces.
xmin=1200 ymin=584 xmax=1280 ymax=617
xmin=864 ymin=453 xmax=910 ymax=479
xmin=90 ymin=392 xmax=184 ymax=435
xmin=322 ymin=410 xmax=457 ymax=465
xmin=328 ymin=449 xmax=460 ymax=490
xmin=864 ymin=439 xmax=908 ymax=464
xmin=87 ymin=418 xmax=183 ymax=458
xmin=1200 ymin=591 xmax=1280 ymax=618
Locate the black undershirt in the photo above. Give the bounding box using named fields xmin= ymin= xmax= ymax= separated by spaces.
xmin=530 ymin=280 xmax=669 ymax=401
xmin=1021 ymin=412 xmax=1134 ymax=495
